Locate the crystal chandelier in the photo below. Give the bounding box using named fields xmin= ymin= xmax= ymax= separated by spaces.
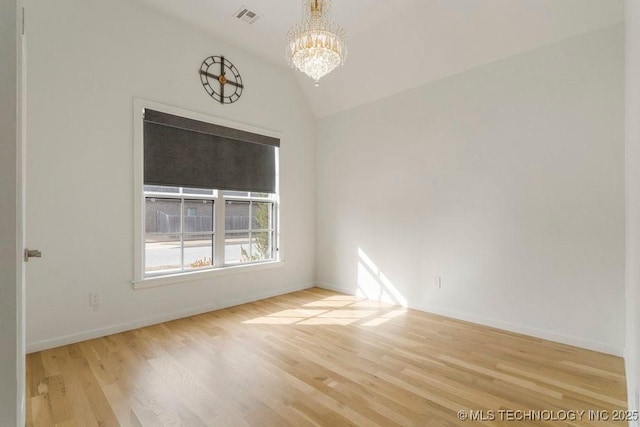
xmin=286 ymin=0 xmax=347 ymax=86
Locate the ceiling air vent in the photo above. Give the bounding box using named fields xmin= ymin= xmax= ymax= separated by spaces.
xmin=234 ymin=6 xmax=261 ymax=24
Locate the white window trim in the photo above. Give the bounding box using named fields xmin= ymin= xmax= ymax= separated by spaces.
xmin=132 ymin=98 xmax=283 ymax=290
xmin=132 ymin=260 xmax=285 ymax=290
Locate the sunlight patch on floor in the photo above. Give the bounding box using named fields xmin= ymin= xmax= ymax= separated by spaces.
xmin=318 ymin=309 xmax=376 ymax=319
xmin=303 ymin=299 xmax=354 ymax=308
xmin=242 ymin=294 xmax=406 ymax=327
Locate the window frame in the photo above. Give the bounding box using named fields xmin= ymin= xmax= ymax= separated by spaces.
xmin=133 ymin=99 xmax=283 ymax=289
xmin=221 ymin=193 xmax=277 ymax=266
xmin=144 ymin=192 xmax=217 ymax=277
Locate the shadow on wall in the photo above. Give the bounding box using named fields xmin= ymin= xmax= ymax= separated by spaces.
xmin=356 ymin=248 xmax=408 ymax=307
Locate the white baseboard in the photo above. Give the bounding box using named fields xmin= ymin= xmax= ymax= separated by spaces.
xmin=30 ymin=281 xmax=624 ymax=358
xmin=316 ymin=282 xmax=356 ymax=296
xmin=421 ymin=305 xmax=624 ymax=357
xmin=316 ymin=282 xmax=624 ymax=357
xmin=27 ymin=283 xmax=315 ymax=353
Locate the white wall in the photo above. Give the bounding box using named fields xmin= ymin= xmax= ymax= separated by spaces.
xmin=316 ymin=26 xmax=625 ymax=355
xmin=626 ymin=0 xmax=640 ymax=416
xmin=0 ymin=0 xmax=23 ymax=424
xmin=22 ymin=0 xmax=627 ymax=365
xmin=24 ymin=0 xmax=316 ymax=350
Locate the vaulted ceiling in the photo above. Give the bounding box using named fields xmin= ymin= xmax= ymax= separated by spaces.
xmin=137 ymin=0 xmax=623 ymax=117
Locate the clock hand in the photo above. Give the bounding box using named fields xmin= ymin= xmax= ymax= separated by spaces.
xmin=220 ymin=57 xmax=226 ymax=103
xmin=224 ymin=80 xmax=244 ymax=89
xmin=215 ymin=71 xmax=244 ymax=89
xmin=199 ymin=69 xmax=243 ymax=91
xmin=199 ymin=70 xmax=220 ymax=80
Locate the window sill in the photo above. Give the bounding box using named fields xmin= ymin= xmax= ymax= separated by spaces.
xmin=132 ymin=260 xmax=285 ymax=290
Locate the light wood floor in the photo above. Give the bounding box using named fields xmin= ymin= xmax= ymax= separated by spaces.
xmin=26 ymin=287 xmax=627 ymax=426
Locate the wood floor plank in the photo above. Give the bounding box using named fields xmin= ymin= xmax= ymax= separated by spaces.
xmin=101 ymin=383 xmax=143 ymax=427
xmin=26 ymin=288 xmax=627 ymax=426
xmin=27 ymin=352 xmax=46 ymax=399
xmin=44 ymin=374 xmax=74 ymax=424
xmin=50 ymin=347 xmax=101 ymax=427
xmin=30 ymin=394 xmax=55 ymax=427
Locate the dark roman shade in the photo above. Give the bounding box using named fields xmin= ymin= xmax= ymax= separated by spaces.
xmin=143 ymin=109 xmax=280 ymax=193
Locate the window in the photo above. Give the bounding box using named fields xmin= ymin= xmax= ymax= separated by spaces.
xmin=144 ymin=191 xmax=215 ymax=275
xmin=144 ymin=186 xmax=276 ymax=276
xmin=224 ymin=193 xmax=275 ymax=265
xmin=134 ymin=102 xmax=281 ymax=283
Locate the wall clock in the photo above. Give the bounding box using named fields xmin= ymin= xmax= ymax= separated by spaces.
xmin=199 ymin=55 xmax=244 ymax=104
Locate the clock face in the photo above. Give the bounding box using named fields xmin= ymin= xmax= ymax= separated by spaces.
xmin=199 ymin=56 xmax=243 ymax=104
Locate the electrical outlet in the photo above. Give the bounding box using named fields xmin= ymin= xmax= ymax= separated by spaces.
xmin=433 ymin=276 xmax=442 ymax=289
xmin=89 ymin=292 xmax=101 ymax=310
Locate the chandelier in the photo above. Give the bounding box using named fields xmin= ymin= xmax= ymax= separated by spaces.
xmin=286 ymin=0 xmax=347 ymax=85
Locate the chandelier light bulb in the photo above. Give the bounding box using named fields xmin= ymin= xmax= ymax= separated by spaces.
xmin=286 ymin=0 xmax=347 ymax=85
